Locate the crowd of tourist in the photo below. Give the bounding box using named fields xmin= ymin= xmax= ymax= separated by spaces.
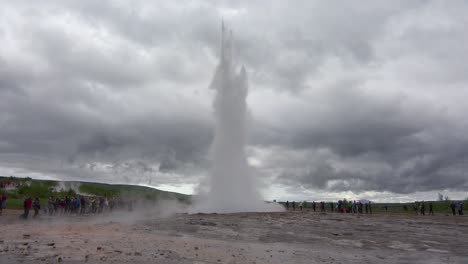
xmin=0 ymin=193 xmax=135 ymax=220
xmin=283 ymin=199 xmax=464 ymax=216
xmin=284 ymin=200 xmax=375 ymax=214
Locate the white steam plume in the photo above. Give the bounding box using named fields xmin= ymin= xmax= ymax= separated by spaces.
xmin=192 ymin=23 xmax=283 ymax=213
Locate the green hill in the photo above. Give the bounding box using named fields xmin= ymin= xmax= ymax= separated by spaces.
xmin=0 ymin=176 xmax=190 ymax=209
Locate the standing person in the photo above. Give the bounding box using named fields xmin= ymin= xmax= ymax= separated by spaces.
xmin=365 ymin=203 xmax=369 ymax=214
xmin=292 ymin=201 xmax=296 ymax=211
xmin=104 ymin=197 xmax=109 ymax=212
xmin=22 ymin=197 xmax=32 ymax=219
xmin=80 ymin=196 xmax=87 ymax=214
xmin=75 ymin=196 xmax=81 ymax=214
xmin=109 ymin=198 xmax=115 ymax=212
xmin=66 ymin=196 xmax=71 ymax=213
xmin=320 ymin=201 xmax=325 ymax=212
xmin=369 ymin=201 xmax=372 ymax=214
xmin=64 ymin=196 xmax=70 ymax=213
xmin=99 ymin=197 xmax=105 ymax=213
xmin=330 ymin=202 xmax=334 ymax=213
xmin=420 ymin=201 xmax=425 ymax=216
xmin=1 ymin=192 xmax=7 ymax=215
xmin=429 ymin=202 xmax=434 ymax=215
xmin=33 ymin=198 xmax=41 ymax=218
xmin=458 ymin=202 xmax=464 ymax=215
xmin=312 ymin=201 xmax=316 ymax=212
xmin=48 ymin=196 xmax=55 ymax=215
xmin=450 ymin=201 xmax=456 ymax=216
xmin=91 ymin=198 xmax=96 ymax=213
xmin=60 ymin=199 xmax=65 ymax=214
xmin=54 ymin=197 xmax=60 ymax=214
xmin=384 ymin=204 xmax=388 ymax=212
xmin=299 ymin=202 xmax=303 ymax=211
xmin=285 ymin=201 xmax=289 ymax=210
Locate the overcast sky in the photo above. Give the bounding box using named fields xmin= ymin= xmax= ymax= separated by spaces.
xmin=1 ymin=1 xmax=467 ymax=202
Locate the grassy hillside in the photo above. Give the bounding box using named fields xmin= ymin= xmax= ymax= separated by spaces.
xmin=1 ymin=176 xmax=190 ymax=209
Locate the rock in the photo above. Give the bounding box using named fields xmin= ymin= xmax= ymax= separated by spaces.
xmin=201 ymin=222 xmax=217 ymax=226
xmin=114 ymin=250 xmax=122 ymax=254
xmin=57 ymin=257 xmax=62 ymax=262
xmin=134 ymin=252 xmax=142 ymax=256
xmin=47 ymin=243 xmax=55 ymax=246
xmin=97 ymin=246 xmax=102 ymax=250
xmin=23 ymin=234 xmax=30 ymax=239
xmin=194 ymin=246 xmax=199 ymax=250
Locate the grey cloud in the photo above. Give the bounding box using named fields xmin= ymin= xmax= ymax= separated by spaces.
xmin=1 ymin=0 xmax=468 ymax=199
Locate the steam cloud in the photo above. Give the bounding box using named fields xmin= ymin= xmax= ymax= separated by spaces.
xmin=192 ymin=24 xmax=283 ymax=213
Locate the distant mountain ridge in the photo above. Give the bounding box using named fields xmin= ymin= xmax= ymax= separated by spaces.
xmin=0 ymin=176 xmax=190 ymax=203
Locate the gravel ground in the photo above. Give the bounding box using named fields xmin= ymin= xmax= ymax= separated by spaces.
xmin=0 ymin=209 xmax=467 ymax=264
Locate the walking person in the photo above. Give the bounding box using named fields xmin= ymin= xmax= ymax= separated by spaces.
xmin=458 ymin=202 xmax=464 ymax=215
xmin=429 ymin=202 xmax=434 ymax=215
xmin=285 ymin=201 xmax=289 ymax=210
xmin=312 ymin=201 xmax=316 ymax=212
xmin=292 ymin=201 xmax=296 ymax=211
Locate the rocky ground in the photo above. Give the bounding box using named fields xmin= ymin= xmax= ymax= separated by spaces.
xmin=0 ymin=209 xmax=467 ymax=264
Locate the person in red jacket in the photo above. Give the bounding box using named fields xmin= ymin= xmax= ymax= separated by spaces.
xmin=1 ymin=192 xmax=7 ymax=215
xmin=22 ymin=197 xmax=33 ymax=219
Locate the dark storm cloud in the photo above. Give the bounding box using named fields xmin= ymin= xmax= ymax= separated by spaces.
xmin=1 ymin=0 xmax=468 ymax=197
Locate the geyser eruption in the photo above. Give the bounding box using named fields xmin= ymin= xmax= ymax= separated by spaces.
xmin=193 ymin=23 xmax=283 ymax=213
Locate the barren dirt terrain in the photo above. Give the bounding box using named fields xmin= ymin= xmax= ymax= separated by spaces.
xmin=1 ymin=209 xmax=467 ymax=264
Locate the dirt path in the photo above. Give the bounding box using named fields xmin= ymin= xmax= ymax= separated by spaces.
xmin=1 ymin=209 xmax=467 ymax=263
